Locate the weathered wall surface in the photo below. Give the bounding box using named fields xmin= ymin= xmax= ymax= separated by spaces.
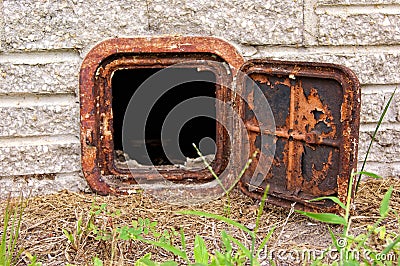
xmin=0 ymin=0 xmax=399 ymax=196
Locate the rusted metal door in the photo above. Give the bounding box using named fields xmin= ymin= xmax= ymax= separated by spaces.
xmin=79 ymin=37 xmax=244 ymax=195
xmin=80 ymin=37 xmax=360 ymax=212
xmin=238 ymin=60 xmax=360 ymax=213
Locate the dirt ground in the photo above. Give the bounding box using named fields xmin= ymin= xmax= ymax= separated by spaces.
xmin=1 ymin=177 xmax=399 ymax=265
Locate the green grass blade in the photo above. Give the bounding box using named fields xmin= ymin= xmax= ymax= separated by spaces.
xmin=76 ymin=219 xmax=82 ymax=236
xmin=194 ymin=235 xmax=209 ymax=264
xmin=380 ymin=186 xmax=393 ymax=218
xmin=192 ymin=144 xmax=229 ymax=193
xmin=252 ymin=185 xmax=270 ymax=265
xmin=356 ymin=88 xmax=397 ymax=192
xmin=62 ymin=229 xmax=74 ymax=244
xmin=8 ymin=202 xmax=18 ymax=264
xmin=160 ymin=262 xmax=179 ymax=266
xmin=256 ymin=226 xmax=276 ymax=257
xmin=353 ymin=171 xmax=382 ymax=179
xmin=344 ymin=172 xmax=355 ymax=234
xmin=135 ymin=257 xmax=156 ymax=266
xmin=135 ymin=254 xmax=154 ymax=266
xmin=220 ymin=230 xmax=232 ymax=253
xmin=179 ymin=228 xmax=186 ymax=252
xmin=0 ymin=198 xmax=11 ymax=265
xmin=227 ymin=235 xmax=252 ymax=259
xmin=141 ymin=239 xmax=188 ymax=261
xmin=10 ymin=197 xmax=25 ymax=264
xmin=307 ymin=196 xmax=346 ymax=210
xmin=192 ymin=144 xmax=255 ymax=193
xmin=233 ymin=152 xmax=257 ymax=193
xmin=295 ymin=210 xmax=347 ymax=225
xmin=92 ymin=257 xmax=104 ymax=266
xmin=382 ymin=235 xmax=400 ymax=255
xmin=177 ymin=210 xmax=252 ymax=235
xmin=255 ymin=185 xmax=269 ymax=233
xmin=328 ymin=227 xmax=340 ymax=251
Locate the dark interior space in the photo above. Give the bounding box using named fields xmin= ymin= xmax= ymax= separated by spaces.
xmin=112 ymin=68 xmax=217 ymax=165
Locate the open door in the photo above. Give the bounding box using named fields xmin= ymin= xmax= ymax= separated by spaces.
xmin=80 ymin=37 xmax=360 ymax=211
xmin=80 ymin=37 xmax=244 ymax=196
xmin=237 ymin=60 xmax=360 ymax=213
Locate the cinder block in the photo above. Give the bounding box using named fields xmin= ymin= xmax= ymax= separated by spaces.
xmin=360 ymin=88 xmax=399 ymax=124
xmin=361 ymin=92 xmax=387 ymax=124
xmin=0 ymin=62 xmax=79 ymax=94
xmin=319 ymin=0 xmax=400 ymax=4
xmin=147 ymin=0 xmax=303 ymax=45
xmin=0 ymin=1 xmax=3 ymax=52
xmin=0 ymin=141 xmax=81 ymax=176
xmin=3 ymin=0 xmax=148 ymax=51
xmin=357 ymin=162 xmax=400 ymax=179
xmin=318 ymin=13 xmax=400 ymax=45
xmin=3 ymin=0 xmax=304 ymax=49
xmin=0 ymin=104 xmax=79 ymax=137
xmin=255 ymin=49 xmax=400 ymax=84
xmin=395 ymin=93 xmax=400 ymax=122
xmin=0 ymin=172 xmax=88 ymax=199
xmin=358 ymin=129 xmax=400 ymax=163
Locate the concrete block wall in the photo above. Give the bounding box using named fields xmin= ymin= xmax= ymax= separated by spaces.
xmin=0 ymin=0 xmax=399 ymax=196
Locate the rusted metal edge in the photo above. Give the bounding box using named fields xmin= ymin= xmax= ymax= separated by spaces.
xmin=80 ymin=36 xmax=245 ymax=195
xmin=99 ymin=56 xmax=231 ymax=180
xmin=237 ymin=59 xmax=361 ymax=213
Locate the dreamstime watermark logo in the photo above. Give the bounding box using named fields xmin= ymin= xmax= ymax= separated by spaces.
xmin=122 ymin=60 xmax=276 ymax=205
xmin=258 ymin=239 xmax=397 ymax=264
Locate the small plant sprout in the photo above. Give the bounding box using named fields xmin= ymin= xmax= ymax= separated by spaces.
xmin=178 ymin=185 xmax=275 ymax=265
xmin=1 ymin=194 xmax=27 ymax=266
xmin=127 ymin=150 xmax=274 ymax=265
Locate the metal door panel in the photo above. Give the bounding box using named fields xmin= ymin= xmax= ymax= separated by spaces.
xmin=238 ymin=60 xmax=360 ymax=213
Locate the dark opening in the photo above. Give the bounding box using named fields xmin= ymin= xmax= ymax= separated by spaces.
xmin=112 ymin=68 xmax=217 ymax=166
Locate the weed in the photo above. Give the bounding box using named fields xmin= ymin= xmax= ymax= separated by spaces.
xmin=93 ymin=256 xmax=104 ymax=266
xmin=0 ymin=194 xmax=26 ymax=266
xmin=296 ymin=171 xmax=399 ymax=265
xmin=84 ymin=149 xmax=274 ymax=265
xmin=126 ymin=185 xmax=274 ymax=265
xmin=118 ymin=218 xmax=159 ymax=242
xmin=62 ymin=214 xmax=85 ymax=251
xmin=0 ymin=194 xmax=42 ymax=265
xmin=179 ymin=185 xmax=274 ymax=266
xmin=88 ymin=203 xmax=121 ymax=265
xmin=89 ymin=203 xmax=121 ymax=242
xmin=62 ymin=201 xmax=122 ymax=265
xmin=24 ymin=251 xmax=42 ymax=266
